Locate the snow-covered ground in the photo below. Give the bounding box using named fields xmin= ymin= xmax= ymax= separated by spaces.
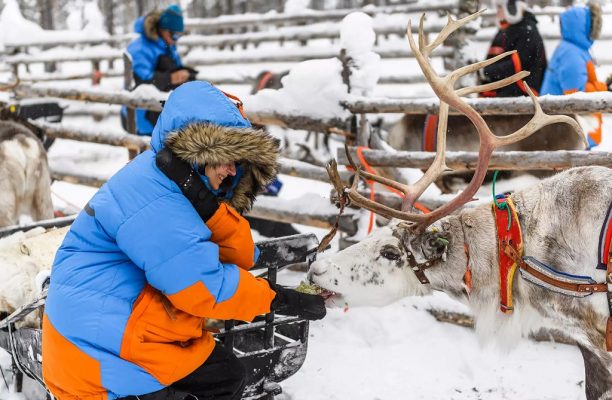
xmin=1 ymin=1 xmax=611 ymax=399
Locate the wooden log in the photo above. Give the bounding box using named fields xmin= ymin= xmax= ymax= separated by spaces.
xmin=14 ymin=83 xmax=166 ymax=111
xmin=184 ymin=46 xmax=454 ymax=65
xmin=5 ymin=51 xmax=123 ymax=66
xmin=184 ymin=0 xmax=453 ymax=31
xmin=180 ymin=23 xmax=445 ymax=49
xmin=248 ymin=195 xmax=358 ymax=235
xmin=13 ymin=84 xmax=347 ymax=132
xmin=21 ymin=70 xmax=124 ymax=82
xmin=0 ymin=215 xmax=77 ymax=239
xmin=48 ymin=168 xmax=359 ymax=234
xmin=343 ymin=92 xmax=612 ymax=115
xmin=30 ymin=120 xmax=151 ymax=153
xmin=425 ymin=308 xmax=576 ymax=345
xmin=2 ymin=35 xmax=132 ymax=51
xmin=339 ymin=148 xmax=612 ymax=170
xmin=279 ymin=157 xmax=352 ymax=182
xmin=51 ymin=169 xmax=107 ymax=188
xmin=247 ymin=110 xmax=350 ymax=133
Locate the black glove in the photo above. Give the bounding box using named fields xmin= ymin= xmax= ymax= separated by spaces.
xmin=270 ymin=284 xmax=326 ymax=321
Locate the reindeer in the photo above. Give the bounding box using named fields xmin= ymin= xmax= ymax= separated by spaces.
xmin=0 ymin=119 xmax=54 ymax=228
xmin=309 ymin=11 xmax=612 ymax=400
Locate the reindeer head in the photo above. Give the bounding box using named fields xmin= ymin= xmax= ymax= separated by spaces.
xmin=309 ymin=222 xmax=459 ymax=306
xmin=310 ymin=10 xmax=584 ymax=307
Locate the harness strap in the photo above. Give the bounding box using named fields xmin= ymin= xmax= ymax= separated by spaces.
xmin=607 ymin=247 xmax=612 ymax=351
xmin=597 ymin=201 xmax=612 ymax=270
xmin=493 ymin=196 xmax=523 ymax=314
xmin=503 ymin=245 xmax=608 ymax=294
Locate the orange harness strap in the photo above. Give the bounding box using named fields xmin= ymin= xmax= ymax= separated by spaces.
xmin=355 ymin=146 xmax=430 ymax=234
xmin=492 ymin=196 xmax=523 ymax=314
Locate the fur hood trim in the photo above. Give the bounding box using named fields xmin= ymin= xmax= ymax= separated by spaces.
xmin=165 ymin=123 xmax=280 ymax=213
xmin=589 ymin=1 xmax=602 ymax=40
xmin=144 ymin=10 xmax=162 ymax=41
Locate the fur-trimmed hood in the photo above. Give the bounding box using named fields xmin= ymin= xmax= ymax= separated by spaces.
xmin=134 ymin=10 xmax=162 ymax=41
xmin=151 ymin=81 xmax=280 ymax=213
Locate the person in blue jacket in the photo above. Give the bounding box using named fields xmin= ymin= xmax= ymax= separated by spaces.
xmin=43 ymin=81 xmax=326 ymax=400
xmin=541 ymin=2 xmax=606 ymax=148
xmin=121 ymin=5 xmax=197 ymax=135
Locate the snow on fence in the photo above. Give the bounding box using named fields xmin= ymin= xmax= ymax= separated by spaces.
xmin=183 ymin=0 xmax=451 ymax=32
xmin=17 ymin=85 xmax=349 ymax=133
xmin=339 ymin=147 xmax=612 ymax=170
xmin=343 ymin=92 xmax=612 ymax=115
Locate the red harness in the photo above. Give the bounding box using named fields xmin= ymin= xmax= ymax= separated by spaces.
xmin=493 ymin=195 xmax=612 ymax=350
xmin=492 ymin=196 xmax=523 ymax=314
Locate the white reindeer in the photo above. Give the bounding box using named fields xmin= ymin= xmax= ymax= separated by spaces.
xmin=309 ymin=11 xmax=612 ymax=400
xmin=0 ymin=120 xmax=54 ymax=227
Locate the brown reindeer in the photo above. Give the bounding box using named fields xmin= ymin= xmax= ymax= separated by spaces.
xmin=310 ymin=11 xmax=612 ymax=400
xmin=0 ymin=120 xmax=54 ymax=227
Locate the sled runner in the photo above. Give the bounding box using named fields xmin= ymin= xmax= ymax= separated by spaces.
xmin=0 ymin=232 xmax=319 ymax=400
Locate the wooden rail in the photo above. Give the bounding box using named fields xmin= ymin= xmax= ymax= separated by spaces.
xmin=183 ymin=0 xmax=454 ymax=31
xmin=343 ymin=92 xmax=612 ymax=115
xmin=339 ymin=148 xmax=612 ymax=170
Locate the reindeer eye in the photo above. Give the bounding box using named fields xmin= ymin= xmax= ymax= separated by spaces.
xmin=380 ymin=245 xmax=401 ymax=261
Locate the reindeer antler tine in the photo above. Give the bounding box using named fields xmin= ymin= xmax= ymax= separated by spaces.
xmin=456 ymin=71 xmax=530 ymax=96
xmin=493 ymin=84 xmax=588 ymax=148
xmin=418 ymin=13 xmax=427 ymax=52
xmin=344 ymin=143 xmax=359 ymax=169
xmin=448 ymin=50 xmax=517 ymax=85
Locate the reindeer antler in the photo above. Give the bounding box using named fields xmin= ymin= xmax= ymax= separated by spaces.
xmin=327 ymin=10 xmax=585 ymax=233
xmin=0 ymin=78 xmax=21 ymax=92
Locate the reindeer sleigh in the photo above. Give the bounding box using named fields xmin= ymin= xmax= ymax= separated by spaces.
xmin=312 ymin=11 xmax=612 ymax=400
xmin=0 ymin=229 xmax=320 ymax=400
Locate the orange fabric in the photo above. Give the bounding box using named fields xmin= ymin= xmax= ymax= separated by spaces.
xmin=119 ymin=285 xmax=213 ymax=385
xmin=221 ymin=91 xmax=247 ymax=120
xmin=583 ymin=61 xmax=605 ymax=146
xmin=42 ymin=314 xmax=107 ymax=400
xmin=511 ymin=53 xmax=530 ymax=95
xmin=422 ymin=114 xmax=438 ymax=152
xmin=206 ymin=203 xmax=256 ymax=270
xmin=168 ymin=269 xmax=275 ymax=321
xmin=585 ymin=61 xmax=608 ymax=93
xmin=563 ymin=89 xmax=579 ymax=95
xmin=355 ymin=146 xmax=430 ymax=234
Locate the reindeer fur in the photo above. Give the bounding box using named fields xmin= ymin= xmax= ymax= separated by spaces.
xmin=0 ymin=121 xmax=53 ymax=227
xmin=310 ymin=166 xmax=612 ymax=399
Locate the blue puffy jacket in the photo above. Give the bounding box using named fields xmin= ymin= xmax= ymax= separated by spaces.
xmin=123 ymin=12 xmax=184 ymax=135
xmin=43 ymin=82 xmax=280 ymax=400
xmin=540 ymin=7 xmax=594 ymax=95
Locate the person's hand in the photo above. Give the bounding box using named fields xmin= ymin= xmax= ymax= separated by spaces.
xmin=171 ymin=69 xmax=190 ymax=85
xmin=271 ymin=285 xmax=326 ymax=320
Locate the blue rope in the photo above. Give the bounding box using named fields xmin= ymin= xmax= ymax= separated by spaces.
xmin=492 ymin=170 xmax=512 ymax=231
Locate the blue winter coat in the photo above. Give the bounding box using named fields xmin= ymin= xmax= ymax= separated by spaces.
xmin=43 ymin=82 xmax=280 ymax=400
xmin=540 ymin=7 xmax=594 ymax=95
xmin=124 ymin=12 xmax=183 ymax=135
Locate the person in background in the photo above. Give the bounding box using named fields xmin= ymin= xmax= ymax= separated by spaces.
xmin=541 ymin=1 xmax=606 ymax=149
xmin=478 ymin=0 xmax=547 ymax=97
xmin=43 ymin=82 xmax=326 ymax=400
xmin=121 ymin=5 xmax=197 ymax=135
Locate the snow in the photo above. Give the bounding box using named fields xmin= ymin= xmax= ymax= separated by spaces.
xmin=1 ymin=2 xmax=611 ymax=400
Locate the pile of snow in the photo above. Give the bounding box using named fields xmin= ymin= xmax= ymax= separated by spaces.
xmin=245 ymin=11 xmax=380 ymax=120
xmin=0 ymin=0 xmax=108 ymax=47
xmin=0 ymin=0 xmax=44 ymax=45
